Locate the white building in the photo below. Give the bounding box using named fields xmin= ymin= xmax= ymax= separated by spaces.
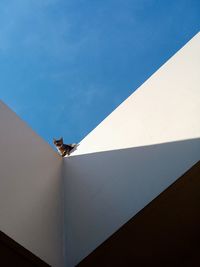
xmin=0 ymin=32 xmax=200 ymax=267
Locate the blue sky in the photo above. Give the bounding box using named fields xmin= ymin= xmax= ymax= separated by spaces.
xmin=0 ymin=0 xmax=199 ymax=148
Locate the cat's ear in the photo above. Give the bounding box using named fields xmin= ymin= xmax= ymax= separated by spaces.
xmin=53 ymin=138 xmax=56 ymax=141
xmin=61 ymin=137 xmax=63 ymax=142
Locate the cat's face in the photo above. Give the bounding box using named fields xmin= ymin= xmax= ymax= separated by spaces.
xmin=53 ymin=138 xmax=63 ymax=147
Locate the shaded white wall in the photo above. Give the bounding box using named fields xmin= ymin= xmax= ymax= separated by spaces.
xmin=64 ymin=32 xmax=200 ymax=266
xmin=0 ymin=101 xmax=63 ymax=267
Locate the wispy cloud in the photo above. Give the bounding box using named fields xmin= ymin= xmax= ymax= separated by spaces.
xmin=0 ymin=0 xmax=87 ymax=60
xmin=0 ymin=0 xmax=199 ymax=146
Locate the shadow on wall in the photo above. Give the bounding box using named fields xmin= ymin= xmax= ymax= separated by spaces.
xmin=63 ymin=138 xmax=200 ymax=267
xmin=78 ymin=161 xmax=200 ymax=267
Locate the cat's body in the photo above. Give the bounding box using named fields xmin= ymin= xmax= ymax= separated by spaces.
xmin=53 ymin=138 xmax=76 ymax=157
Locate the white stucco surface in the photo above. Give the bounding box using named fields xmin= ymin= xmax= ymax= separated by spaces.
xmin=0 ymin=33 xmax=199 ymax=267
xmin=64 ymin=32 xmax=200 ymax=266
xmin=0 ymin=101 xmax=64 ymax=267
xmin=72 ymin=32 xmax=200 ymax=155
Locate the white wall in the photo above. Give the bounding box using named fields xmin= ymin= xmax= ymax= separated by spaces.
xmin=0 ymin=101 xmax=64 ymax=267
xmin=63 ymin=32 xmax=200 ymax=266
xmin=73 ymin=32 xmax=200 ymax=155
xmin=1 ymin=32 xmax=199 ymax=267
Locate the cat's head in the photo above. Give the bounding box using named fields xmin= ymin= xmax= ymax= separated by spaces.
xmin=53 ymin=137 xmax=63 ymax=147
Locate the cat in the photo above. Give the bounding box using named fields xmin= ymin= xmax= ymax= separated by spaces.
xmin=53 ymin=137 xmax=77 ymax=157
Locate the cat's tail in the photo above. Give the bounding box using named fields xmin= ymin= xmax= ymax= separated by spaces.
xmin=67 ymin=143 xmax=79 ymax=155
xmin=69 ymin=143 xmax=77 ymax=148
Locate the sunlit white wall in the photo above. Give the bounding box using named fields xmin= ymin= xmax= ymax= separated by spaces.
xmin=64 ymin=32 xmax=200 ymax=267
xmin=73 ymin=32 xmax=200 ymax=155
